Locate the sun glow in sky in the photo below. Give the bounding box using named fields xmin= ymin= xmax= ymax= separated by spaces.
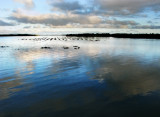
xmin=0 ymin=0 xmax=160 ymax=34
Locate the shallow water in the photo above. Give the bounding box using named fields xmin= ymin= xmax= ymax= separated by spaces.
xmin=1 ymin=36 xmax=160 ymax=117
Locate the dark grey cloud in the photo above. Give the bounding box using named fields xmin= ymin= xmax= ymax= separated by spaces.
xmin=49 ymin=0 xmax=95 ymax=15
xmin=135 ymin=25 xmax=160 ymax=29
xmin=0 ymin=20 xmax=15 ymax=26
xmin=52 ymin=1 xmax=83 ymax=11
xmin=94 ymin=0 xmax=160 ymax=16
xmin=105 ymin=19 xmax=139 ymax=28
xmin=49 ymin=0 xmax=160 ymax=17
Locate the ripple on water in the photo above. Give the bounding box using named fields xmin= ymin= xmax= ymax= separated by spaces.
xmin=1 ymin=36 xmax=160 ymax=117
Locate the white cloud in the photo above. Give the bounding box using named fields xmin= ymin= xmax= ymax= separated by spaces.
xmin=9 ymin=10 xmax=102 ymax=27
xmin=13 ymin=0 xmax=35 ymax=9
xmin=8 ymin=10 xmax=142 ymax=28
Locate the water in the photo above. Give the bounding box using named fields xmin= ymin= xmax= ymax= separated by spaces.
xmin=0 ymin=36 xmax=160 ymax=117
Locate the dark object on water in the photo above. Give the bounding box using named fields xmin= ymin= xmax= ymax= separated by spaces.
xmin=63 ymin=46 xmax=69 ymax=49
xmin=0 ymin=46 xmax=9 ymax=48
xmin=73 ymin=46 xmax=80 ymax=49
xmin=41 ymin=47 xmax=51 ymax=49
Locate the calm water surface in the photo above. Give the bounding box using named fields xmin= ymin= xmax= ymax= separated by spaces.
xmin=0 ymin=36 xmax=160 ymax=117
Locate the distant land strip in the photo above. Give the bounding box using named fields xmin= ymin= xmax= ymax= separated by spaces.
xmin=66 ymin=33 xmax=160 ymax=39
xmin=0 ymin=34 xmax=37 ymax=36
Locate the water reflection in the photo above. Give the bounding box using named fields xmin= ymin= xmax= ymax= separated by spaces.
xmin=90 ymin=56 xmax=160 ymax=101
xmin=1 ymin=36 xmax=160 ymax=117
xmin=0 ymin=75 xmax=24 ymax=100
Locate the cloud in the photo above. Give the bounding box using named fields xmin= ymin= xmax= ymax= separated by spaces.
xmin=134 ymin=25 xmax=160 ymax=29
xmin=95 ymin=0 xmax=160 ymax=16
xmin=49 ymin=0 xmax=95 ymax=15
xmin=0 ymin=20 xmax=15 ymax=26
xmin=24 ymin=26 xmax=31 ymax=29
xmin=51 ymin=1 xmax=84 ymax=12
xmin=48 ymin=0 xmax=160 ymax=16
xmin=6 ymin=0 xmax=160 ymax=29
xmin=8 ymin=10 xmax=102 ymax=27
xmin=7 ymin=9 xmax=141 ymax=28
xmin=13 ymin=0 xmax=35 ymax=9
xmin=105 ymin=19 xmax=139 ymax=28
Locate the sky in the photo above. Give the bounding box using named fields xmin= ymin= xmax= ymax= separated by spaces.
xmin=0 ymin=0 xmax=160 ymax=34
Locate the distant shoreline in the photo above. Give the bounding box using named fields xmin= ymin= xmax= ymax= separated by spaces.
xmin=0 ymin=34 xmax=37 ymax=37
xmin=66 ymin=33 xmax=160 ymax=39
xmin=1 ymin=33 xmax=160 ymax=39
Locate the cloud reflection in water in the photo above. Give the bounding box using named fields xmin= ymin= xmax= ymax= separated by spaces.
xmin=1 ymin=37 xmax=160 ymax=116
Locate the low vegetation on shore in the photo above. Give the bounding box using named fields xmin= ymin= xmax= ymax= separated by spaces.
xmin=0 ymin=34 xmax=37 ymax=36
xmin=66 ymin=33 xmax=160 ymax=39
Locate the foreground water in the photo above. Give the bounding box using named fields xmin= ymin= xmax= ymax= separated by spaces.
xmin=0 ymin=36 xmax=160 ymax=117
